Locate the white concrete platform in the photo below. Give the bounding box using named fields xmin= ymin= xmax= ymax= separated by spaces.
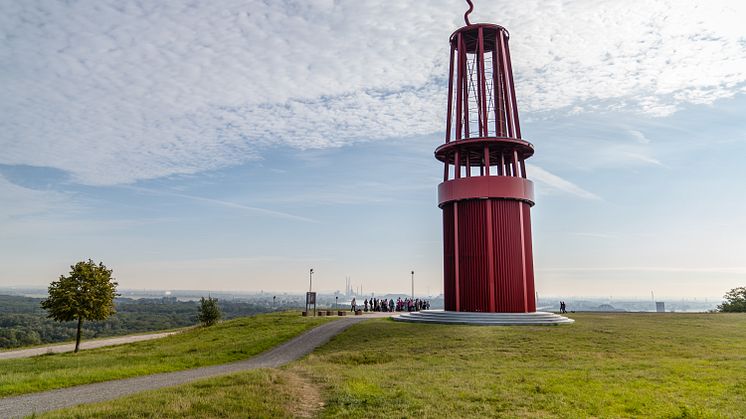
xmin=393 ymin=310 xmax=574 ymax=326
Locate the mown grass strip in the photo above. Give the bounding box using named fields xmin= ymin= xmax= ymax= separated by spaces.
xmin=0 ymin=311 xmax=332 ymax=398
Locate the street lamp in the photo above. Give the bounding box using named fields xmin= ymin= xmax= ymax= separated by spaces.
xmin=411 ymin=270 xmax=415 ymax=299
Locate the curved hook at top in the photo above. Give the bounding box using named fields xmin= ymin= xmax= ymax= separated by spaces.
xmin=464 ymin=0 xmax=473 ymax=25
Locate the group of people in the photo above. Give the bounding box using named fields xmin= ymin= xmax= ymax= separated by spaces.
xmin=559 ymin=301 xmax=568 ymax=314
xmin=350 ymin=297 xmax=430 ymax=312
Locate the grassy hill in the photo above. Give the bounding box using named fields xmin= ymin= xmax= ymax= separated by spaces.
xmin=38 ymin=312 xmax=746 ymax=418
xmin=0 ymin=294 xmax=274 ymax=349
xmin=0 ymin=312 xmax=332 ymax=397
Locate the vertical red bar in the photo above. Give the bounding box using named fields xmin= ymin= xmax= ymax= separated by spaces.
xmin=499 ymin=153 xmax=505 ymax=176
xmin=461 ymin=35 xmax=470 ymax=139
xmin=443 ymin=153 xmax=450 ymax=181
xmin=486 ymin=200 xmax=495 ymax=311
xmin=455 ymin=151 xmax=461 ymax=179
xmin=512 ymin=150 xmax=519 ymax=177
xmin=495 ymin=32 xmax=506 ymax=137
xmin=455 ymin=34 xmax=463 ymax=140
xmin=465 ymin=150 xmax=471 ymax=177
xmin=446 ymin=42 xmax=455 ymax=143
xmin=492 ymin=33 xmax=503 ymax=136
xmin=453 ymin=202 xmax=460 ymax=311
xmin=478 ymin=28 xmax=489 ymax=138
xmin=483 ymin=145 xmax=491 ymax=176
xmin=475 ymin=30 xmax=483 ymax=136
xmin=504 ymin=38 xmax=522 ymax=139
xmin=518 ymin=202 xmax=528 ymax=312
xmin=499 ymin=30 xmax=515 ymax=138
xmin=520 ymin=159 xmax=527 ymax=179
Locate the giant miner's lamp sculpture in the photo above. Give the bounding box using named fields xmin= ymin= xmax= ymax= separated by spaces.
xmin=396 ymin=1 xmax=573 ymax=325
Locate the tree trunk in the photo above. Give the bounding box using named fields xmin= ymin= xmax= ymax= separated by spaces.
xmin=74 ymin=316 xmax=83 ymax=353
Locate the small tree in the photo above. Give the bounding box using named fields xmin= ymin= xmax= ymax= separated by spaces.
xmin=41 ymin=260 xmax=118 ymax=352
xmin=718 ymin=287 xmax=746 ymax=312
xmin=198 ymin=296 xmax=221 ymax=326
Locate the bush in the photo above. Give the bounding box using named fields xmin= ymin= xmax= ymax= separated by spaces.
xmin=198 ymin=297 xmax=222 ymax=326
xmin=718 ymin=287 xmax=746 ymax=312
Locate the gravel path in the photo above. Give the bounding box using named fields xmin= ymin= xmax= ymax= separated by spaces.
xmin=0 ymin=316 xmax=373 ymax=418
xmin=0 ymin=332 xmax=179 ymax=360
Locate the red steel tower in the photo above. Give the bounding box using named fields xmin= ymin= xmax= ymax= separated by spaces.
xmin=437 ymin=4 xmax=535 ymax=313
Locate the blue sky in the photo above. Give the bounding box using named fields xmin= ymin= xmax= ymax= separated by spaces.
xmin=2 ymin=0 xmax=745 ymax=298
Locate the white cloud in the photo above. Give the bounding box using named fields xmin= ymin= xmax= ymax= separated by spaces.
xmin=628 ymin=130 xmax=651 ymax=144
xmin=526 ymin=164 xmax=601 ymax=200
xmin=1 ymin=0 xmax=745 ymax=184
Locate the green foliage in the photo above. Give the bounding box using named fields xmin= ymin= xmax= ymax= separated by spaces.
xmin=0 ymin=295 xmax=274 ymax=349
xmin=40 ymin=260 xmax=118 ymax=352
xmin=41 ymin=260 xmax=118 ymax=323
xmin=197 ymin=296 xmax=222 ymax=326
xmin=717 ymin=286 xmax=746 ymax=312
xmin=0 ymin=312 xmax=333 ymax=397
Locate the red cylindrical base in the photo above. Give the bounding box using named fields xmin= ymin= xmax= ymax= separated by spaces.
xmin=442 ymin=198 xmax=536 ymax=313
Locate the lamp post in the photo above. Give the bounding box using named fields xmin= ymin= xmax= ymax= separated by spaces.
xmin=411 ymin=270 xmax=415 ymax=299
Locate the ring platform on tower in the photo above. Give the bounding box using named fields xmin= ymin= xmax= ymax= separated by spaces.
xmin=394 ymin=310 xmax=575 ymax=326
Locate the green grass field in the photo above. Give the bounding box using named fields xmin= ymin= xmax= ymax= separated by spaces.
xmin=43 ymin=313 xmax=746 ymax=418
xmin=0 ymin=312 xmax=333 ymax=397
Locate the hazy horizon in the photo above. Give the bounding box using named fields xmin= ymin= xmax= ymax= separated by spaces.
xmin=0 ymin=284 xmax=728 ymax=302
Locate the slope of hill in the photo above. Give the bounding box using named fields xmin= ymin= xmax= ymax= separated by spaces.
xmin=39 ymin=312 xmax=746 ymax=418
xmin=0 ymin=312 xmax=333 ymax=397
xmin=0 ymin=294 xmax=274 ymax=349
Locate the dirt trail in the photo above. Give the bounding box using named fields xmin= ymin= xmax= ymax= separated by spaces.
xmin=284 ymin=370 xmax=324 ymax=418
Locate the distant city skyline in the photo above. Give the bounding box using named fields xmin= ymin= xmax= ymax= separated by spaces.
xmin=2 ymin=0 xmax=745 ymax=299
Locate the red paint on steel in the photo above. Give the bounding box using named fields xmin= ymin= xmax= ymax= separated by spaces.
xmin=477 ymin=27 xmax=487 ymax=137
xmin=498 ymin=31 xmax=515 ymax=138
xmin=483 ymin=145 xmax=490 ymax=175
xmin=437 ymin=176 xmax=534 ymax=206
xmin=461 ymin=34 xmax=470 ymax=139
xmin=485 ymin=199 xmax=495 ymax=311
xmin=446 ymin=43 xmax=455 ymax=143
xmin=493 ymin=32 xmax=505 ymax=137
xmin=504 ymin=38 xmax=521 ymax=139
xmin=453 ymin=202 xmax=460 ymax=311
xmin=464 ymin=0 xmax=474 ymax=26
xmin=455 ymin=33 xmax=463 ymax=141
xmin=437 ymin=15 xmax=537 ymax=313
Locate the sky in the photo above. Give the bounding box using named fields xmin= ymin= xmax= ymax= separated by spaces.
xmin=1 ymin=0 xmax=746 ymax=299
